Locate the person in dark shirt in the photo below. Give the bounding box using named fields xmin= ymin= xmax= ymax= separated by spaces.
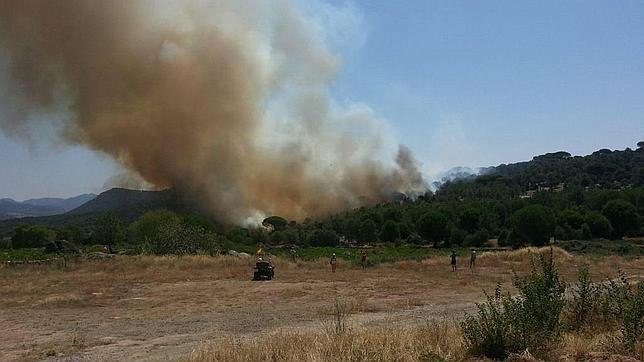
xmin=450 ymin=250 xmax=457 ymax=272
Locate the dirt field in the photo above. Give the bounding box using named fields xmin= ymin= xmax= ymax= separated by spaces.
xmin=1 ymin=248 xmax=642 ymax=361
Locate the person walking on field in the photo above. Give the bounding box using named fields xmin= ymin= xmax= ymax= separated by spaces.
xmin=330 ymin=253 xmax=337 ymax=273
xmin=469 ymin=249 xmax=477 ymax=269
xmin=450 ymin=250 xmax=457 ymax=272
xmin=361 ymin=251 xmax=368 ymax=269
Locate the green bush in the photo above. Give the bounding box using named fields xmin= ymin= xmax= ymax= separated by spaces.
xmin=92 ymin=212 xmax=126 ymax=251
xmin=139 ymin=225 xmax=219 ymax=255
xmin=11 ymin=225 xmax=55 ymax=248
xmin=567 ymin=266 xmax=600 ymax=331
xmin=620 ymin=281 xmax=644 ymax=350
xmin=462 ymin=248 xmax=566 ymax=359
xmin=130 ymin=209 xmax=182 ymax=244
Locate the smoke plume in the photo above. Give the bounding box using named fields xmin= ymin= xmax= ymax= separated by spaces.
xmin=0 ymin=0 xmax=426 ymax=224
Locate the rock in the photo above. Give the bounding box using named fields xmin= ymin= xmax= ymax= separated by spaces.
xmin=237 ymin=252 xmax=251 ymax=257
xmin=227 ymin=250 xmax=239 ymax=256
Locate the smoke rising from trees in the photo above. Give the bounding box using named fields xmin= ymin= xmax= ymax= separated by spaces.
xmin=0 ymin=0 xmax=425 ymax=224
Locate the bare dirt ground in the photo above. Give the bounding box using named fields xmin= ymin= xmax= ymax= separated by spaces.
xmin=1 ymin=248 xmax=642 ymax=361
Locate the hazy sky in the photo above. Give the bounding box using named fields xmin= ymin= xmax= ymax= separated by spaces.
xmin=1 ymin=0 xmax=643 ymax=200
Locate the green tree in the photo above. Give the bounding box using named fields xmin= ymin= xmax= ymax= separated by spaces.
xmin=11 ymin=225 xmax=55 ymax=248
xmin=383 ymin=207 xmax=403 ymax=222
xmin=417 ymin=210 xmax=449 ymax=246
xmin=509 ymin=205 xmax=555 ymax=246
xmin=93 ymin=212 xmax=126 ymax=252
xmin=449 ymin=228 xmax=467 ymax=246
xmin=558 ymin=209 xmax=585 ymax=229
xmin=55 ymin=225 xmax=85 ymax=244
xmin=602 ymin=199 xmax=639 ymax=239
xmin=580 ymin=223 xmax=592 ymax=240
xmin=262 ymin=216 xmax=288 ymax=231
xmin=584 ymin=211 xmax=612 ymax=239
xmin=343 ymin=217 xmax=359 ymax=242
xmin=358 ymin=219 xmax=377 ymax=243
xmin=459 ymin=208 xmax=481 ymax=233
xmin=308 ymin=229 xmax=339 ymax=247
xmin=271 ymin=230 xmax=286 ymax=244
xmin=380 ymin=220 xmax=400 ymax=242
xmin=130 ymin=209 xmax=182 ymax=244
xmin=398 ymin=222 xmax=412 ymax=240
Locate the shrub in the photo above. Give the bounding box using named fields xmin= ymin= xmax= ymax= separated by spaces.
xmin=621 ymin=281 xmax=644 ymax=350
xmin=463 ymin=229 xmax=488 ymax=247
xmin=462 ymin=248 xmax=566 ymax=359
xmin=130 ymin=209 xmax=182 ymax=244
xmin=11 ymin=225 xmax=55 ymax=248
xmin=567 ymin=266 xmax=599 ymax=331
xmin=140 ymin=225 xmax=219 ymax=255
xmin=92 ymin=212 xmax=126 ymax=251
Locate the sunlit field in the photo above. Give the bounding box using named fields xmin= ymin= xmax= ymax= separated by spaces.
xmin=1 ymin=247 xmax=642 ymax=361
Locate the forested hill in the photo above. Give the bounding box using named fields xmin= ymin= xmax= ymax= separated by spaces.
xmin=300 ymin=144 xmax=644 ymax=249
xmin=437 ymin=145 xmax=644 ymax=201
xmin=485 ymin=146 xmax=643 ymax=190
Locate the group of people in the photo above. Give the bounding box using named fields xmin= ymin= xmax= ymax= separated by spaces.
xmin=451 ymin=249 xmax=477 ymax=271
xmin=262 ymin=243 xmax=478 ymax=274
xmin=328 ymin=249 xmax=478 ymax=273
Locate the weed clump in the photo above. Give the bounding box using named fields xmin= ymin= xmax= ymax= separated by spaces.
xmin=566 ymin=268 xmax=644 ymax=352
xmin=461 ymin=248 xmax=565 ymax=359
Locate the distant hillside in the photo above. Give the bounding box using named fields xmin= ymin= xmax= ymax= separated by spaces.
xmin=0 ymin=198 xmax=65 ymax=220
xmin=483 ymin=147 xmax=644 ymax=190
xmin=67 ymin=188 xmax=183 ymax=218
xmin=0 ymin=194 xmax=96 ymax=220
xmin=0 ymin=188 xmax=186 ymax=235
xmin=23 ymin=194 xmax=96 ymax=212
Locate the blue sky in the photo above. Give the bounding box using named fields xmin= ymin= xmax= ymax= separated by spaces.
xmin=1 ymin=0 xmax=644 ymax=199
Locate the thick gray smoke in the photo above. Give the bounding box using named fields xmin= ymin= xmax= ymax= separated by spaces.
xmin=0 ymin=0 xmax=426 ymax=224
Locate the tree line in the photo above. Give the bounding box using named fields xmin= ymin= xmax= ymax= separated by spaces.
xmin=5 ymin=145 xmax=644 ymax=252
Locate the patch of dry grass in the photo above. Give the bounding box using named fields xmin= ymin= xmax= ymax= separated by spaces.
xmin=185 ymin=321 xmax=464 ymax=362
xmin=1 ymin=248 xmax=642 ymax=361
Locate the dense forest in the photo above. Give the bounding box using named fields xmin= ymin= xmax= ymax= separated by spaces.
xmin=5 ymin=144 xmax=644 ymax=253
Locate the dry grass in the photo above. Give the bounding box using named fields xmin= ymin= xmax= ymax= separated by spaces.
xmin=185 ymin=320 xmax=464 ymax=362
xmin=0 ymin=247 xmax=642 ymax=361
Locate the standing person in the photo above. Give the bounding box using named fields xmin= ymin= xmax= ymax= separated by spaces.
xmin=257 ymin=242 xmax=265 ymax=257
xmin=469 ymin=249 xmax=477 ymax=269
xmin=290 ymin=247 xmax=297 ymax=262
xmin=361 ymin=251 xmax=368 ymax=269
xmin=330 ymin=253 xmax=337 ymax=273
xmin=450 ymin=250 xmax=457 ymax=272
